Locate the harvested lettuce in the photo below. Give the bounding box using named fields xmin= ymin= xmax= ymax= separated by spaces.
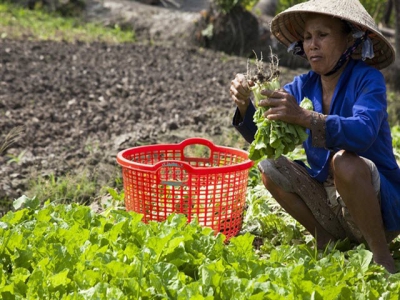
xmin=246 ymin=54 xmax=313 ymax=162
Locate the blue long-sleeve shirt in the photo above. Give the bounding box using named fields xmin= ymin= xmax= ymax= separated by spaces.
xmin=233 ymin=59 xmax=400 ymax=231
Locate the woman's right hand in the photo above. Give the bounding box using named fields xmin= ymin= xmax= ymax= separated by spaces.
xmin=229 ymin=73 xmax=254 ymax=119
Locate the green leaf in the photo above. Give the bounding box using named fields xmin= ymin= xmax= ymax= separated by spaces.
xmin=78 ymin=283 xmax=125 ymax=299
xmin=227 ymin=233 xmax=255 ymax=260
xmin=201 ymin=259 xmax=225 ymax=287
xmin=13 ymin=195 xmax=40 ymax=210
xmin=348 ymin=248 xmax=373 ymax=273
xmin=49 ymin=269 xmax=70 ymax=288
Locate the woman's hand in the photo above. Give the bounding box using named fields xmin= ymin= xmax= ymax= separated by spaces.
xmin=260 ymin=89 xmax=312 ymax=128
xmin=229 ymin=73 xmax=254 ymax=119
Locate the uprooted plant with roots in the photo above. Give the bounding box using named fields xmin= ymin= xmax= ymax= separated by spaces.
xmin=246 ymin=51 xmax=313 ymax=162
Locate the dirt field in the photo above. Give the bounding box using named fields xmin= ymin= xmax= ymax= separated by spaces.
xmin=0 ymin=39 xmax=235 ymax=199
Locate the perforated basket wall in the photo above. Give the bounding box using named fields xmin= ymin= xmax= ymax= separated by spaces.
xmin=116 ymin=138 xmax=254 ymax=240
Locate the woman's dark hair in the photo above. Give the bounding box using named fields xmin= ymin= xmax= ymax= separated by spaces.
xmin=341 ymin=20 xmax=353 ymax=35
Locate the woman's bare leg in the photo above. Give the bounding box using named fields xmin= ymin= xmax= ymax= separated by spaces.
xmin=261 ymin=173 xmax=336 ymax=248
xmin=332 ymin=151 xmax=396 ymax=273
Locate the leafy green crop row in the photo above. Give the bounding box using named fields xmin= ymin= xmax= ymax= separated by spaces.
xmin=1 ymin=190 xmax=400 ymax=299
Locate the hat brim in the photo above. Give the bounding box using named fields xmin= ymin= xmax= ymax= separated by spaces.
xmin=271 ymin=8 xmax=395 ymax=70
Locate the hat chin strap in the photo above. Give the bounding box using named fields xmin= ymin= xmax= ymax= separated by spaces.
xmin=324 ymin=31 xmax=370 ymax=76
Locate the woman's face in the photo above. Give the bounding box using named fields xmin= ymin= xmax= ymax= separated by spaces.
xmin=303 ymin=14 xmax=352 ymax=75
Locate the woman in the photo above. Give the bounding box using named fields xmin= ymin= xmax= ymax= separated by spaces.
xmin=230 ymin=0 xmax=400 ymax=274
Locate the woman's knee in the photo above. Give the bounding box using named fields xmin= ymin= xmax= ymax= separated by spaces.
xmin=260 ymin=172 xmax=275 ymax=190
xmin=331 ymin=150 xmax=370 ymax=182
xmin=259 ymin=162 xmax=277 ymax=190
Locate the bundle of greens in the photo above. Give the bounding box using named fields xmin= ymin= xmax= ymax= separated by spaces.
xmin=246 ymin=53 xmax=314 ymax=162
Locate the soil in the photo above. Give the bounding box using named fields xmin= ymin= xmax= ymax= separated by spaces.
xmin=0 ymin=1 xmax=301 ymax=213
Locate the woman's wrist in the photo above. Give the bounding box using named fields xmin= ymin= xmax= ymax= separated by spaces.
xmin=310 ymin=111 xmax=327 ymax=147
xmin=237 ymin=99 xmax=250 ymax=120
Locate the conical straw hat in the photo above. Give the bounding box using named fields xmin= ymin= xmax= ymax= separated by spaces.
xmin=270 ymin=0 xmax=395 ymax=70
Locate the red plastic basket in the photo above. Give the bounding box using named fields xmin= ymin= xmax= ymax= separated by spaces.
xmin=116 ymin=138 xmax=254 ymax=240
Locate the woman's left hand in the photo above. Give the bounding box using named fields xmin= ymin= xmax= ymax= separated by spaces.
xmin=259 ymin=89 xmax=312 ymax=128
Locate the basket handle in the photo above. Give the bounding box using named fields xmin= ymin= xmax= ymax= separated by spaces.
xmin=178 ymin=137 xmax=217 ymax=149
xmin=154 ymin=138 xmax=216 ymax=186
xmin=178 ymin=137 xmax=217 ymax=163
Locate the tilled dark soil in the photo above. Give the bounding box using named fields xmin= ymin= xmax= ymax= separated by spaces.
xmin=0 ymin=39 xmax=242 ymax=203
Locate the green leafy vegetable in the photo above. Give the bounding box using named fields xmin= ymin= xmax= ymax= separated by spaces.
xmin=0 ymin=193 xmax=399 ymax=298
xmin=246 ymin=54 xmax=314 ymax=162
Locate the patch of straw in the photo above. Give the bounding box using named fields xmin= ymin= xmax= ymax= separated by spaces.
xmin=0 ymin=126 xmax=24 ymax=155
